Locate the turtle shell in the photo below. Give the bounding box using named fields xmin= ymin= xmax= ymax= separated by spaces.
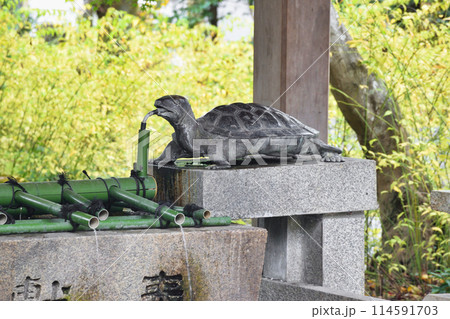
xmin=197 ymin=102 xmax=319 ymax=139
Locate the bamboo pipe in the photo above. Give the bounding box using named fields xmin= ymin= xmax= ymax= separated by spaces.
xmin=4 ymin=207 xmax=29 ymax=216
xmin=108 ymin=186 xmax=185 ymax=225
xmin=0 ymin=176 xmax=157 ymax=206
xmin=14 ymin=191 xmax=99 ymax=229
xmin=0 ymin=212 xmax=7 ymax=225
xmin=172 ymin=205 xmax=211 ymax=220
xmin=6 ymin=202 xmax=107 ymax=221
xmin=62 ymin=188 xmax=109 ymax=221
xmin=82 ymin=215 xmax=230 ymax=230
xmin=0 ymin=218 xmax=74 ymax=233
xmin=135 ymin=129 xmax=150 ymax=178
xmin=0 ymin=216 xmax=232 ymax=234
xmin=110 ymin=202 xmax=211 ymax=220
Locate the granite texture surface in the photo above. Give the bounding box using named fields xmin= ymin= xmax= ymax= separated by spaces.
xmin=322 ymin=212 xmax=365 ymax=295
xmin=151 ymin=158 xmax=378 ymax=219
xmin=431 ymin=190 xmax=450 ymax=213
xmin=423 ymin=293 xmax=450 ymax=301
xmin=0 ymin=225 xmax=267 ymax=301
xmin=258 ymin=278 xmax=378 ymax=301
xmin=257 ymin=212 xmax=365 ymax=294
xmin=286 ymin=215 xmax=323 ymax=284
xmin=257 ymin=215 xmax=323 ymax=284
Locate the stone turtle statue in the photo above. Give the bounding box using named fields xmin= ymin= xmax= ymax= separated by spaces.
xmin=149 ymin=95 xmax=344 ymax=168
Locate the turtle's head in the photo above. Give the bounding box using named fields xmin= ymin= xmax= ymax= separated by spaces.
xmin=154 ymin=95 xmax=195 ymax=126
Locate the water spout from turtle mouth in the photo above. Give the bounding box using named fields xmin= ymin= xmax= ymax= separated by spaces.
xmin=140 ymin=109 xmax=159 ymax=130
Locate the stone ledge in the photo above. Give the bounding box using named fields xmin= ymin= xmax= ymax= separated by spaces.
xmin=152 ymin=158 xmax=378 ymax=219
xmin=423 ymin=293 xmax=450 ymax=301
xmin=0 ymin=225 xmax=267 ymax=301
xmin=259 ymin=278 xmax=381 ymax=301
xmin=431 ymin=190 xmax=450 ymax=213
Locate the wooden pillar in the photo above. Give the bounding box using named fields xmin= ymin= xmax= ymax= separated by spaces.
xmin=253 ymin=0 xmax=331 ymax=283
xmin=253 ymin=0 xmax=330 ymax=141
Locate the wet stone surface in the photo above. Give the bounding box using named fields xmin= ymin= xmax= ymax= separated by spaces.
xmin=0 ymin=225 xmax=267 ymax=301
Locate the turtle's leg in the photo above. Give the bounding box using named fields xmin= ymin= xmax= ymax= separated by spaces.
xmin=311 ymin=138 xmax=345 ymax=162
xmin=206 ymin=159 xmax=232 ymax=169
xmin=151 ymin=140 xmax=191 ymax=166
xmin=206 ymin=153 xmax=232 ymax=169
xmin=205 ymin=143 xmax=232 ymax=169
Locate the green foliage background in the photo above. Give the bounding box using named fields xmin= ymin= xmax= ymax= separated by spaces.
xmin=0 ymin=7 xmax=252 ymax=182
xmin=330 ymin=0 xmax=449 ymax=298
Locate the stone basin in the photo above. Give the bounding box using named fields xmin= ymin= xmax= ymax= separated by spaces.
xmin=0 ymin=225 xmax=267 ymax=301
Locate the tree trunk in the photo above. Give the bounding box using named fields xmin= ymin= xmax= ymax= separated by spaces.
xmin=92 ymin=0 xmax=139 ymax=18
xmin=329 ymin=6 xmax=407 ymax=245
xmin=208 ymin=2 xmax=219 ymax=27
xmin=187 ymin=0 xmax=220 ymax=27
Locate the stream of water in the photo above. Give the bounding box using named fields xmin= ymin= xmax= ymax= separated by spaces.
xmin=93 ymin=229 xmax=99 ymax=265
xmin=180 ymin=225 xmax=193 ymax=301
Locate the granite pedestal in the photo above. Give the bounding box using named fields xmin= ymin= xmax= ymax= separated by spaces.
xmin=0 ymin=226 xmax=267 ymax=301
xmin=259 ymin=278 xmax=380 ymax=301
xmin=152 ymin=158 xmax=378 ymax=299
xmin=152 ymin=158 xmax=377 ymax=219
xmin=423 ymin=293 xmax=450 ymax=301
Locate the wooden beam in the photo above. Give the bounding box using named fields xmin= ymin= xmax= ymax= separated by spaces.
xmin=254 ymin=0 xmax=330 ymax=141
xmin=253 ymin=0 xmax=332 ymax=284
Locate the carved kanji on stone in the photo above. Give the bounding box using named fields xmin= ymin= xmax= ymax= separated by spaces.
xmin=141 ymin=271 xmax=183 ymax=301
xmin=12 ymin=277 xmax=41 ymax=301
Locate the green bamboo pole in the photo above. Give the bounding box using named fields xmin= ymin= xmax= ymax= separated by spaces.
xmin=62 ymin=188 xmax=109 ymax=221
xmin=7 ymin=199 xmax=108 ymax=221
xmin=108 ymin=186 xmax=185 ymax=225
xmin=4 ymin=207 xmax=29 ymax=216
xmin=0 ymin=219 xmax=75 ymax=234
xmin=180 ymin=216 xmax=230 ymax=227
xmin=110 ymin=202 xmax=211 ymax=220
xmin=14 ymin=191 xmax=99 ymax=229
xmin=7 ymin=203 xmax=108 ymax=221
xmin=109 ymin=202 xmax=131 ymax=213
xmin=172 ymin=206 xmax=211 ymax=220
xmin=135 ymin=129 xmax=150 ymax=178
xmin=0 ymin=176 xmax=156 ymax=206
xmin=86 ymin=215 xmax=230 ymax=229
xmin=0 ymin=216 xmax=232 ymax=234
